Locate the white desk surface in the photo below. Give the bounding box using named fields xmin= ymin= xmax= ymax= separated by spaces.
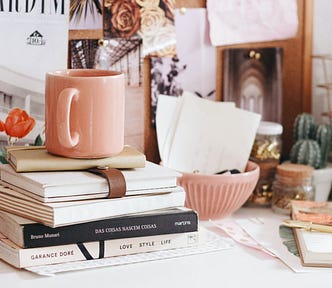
xmin=1 ymin=207 xmax=332 ymax=288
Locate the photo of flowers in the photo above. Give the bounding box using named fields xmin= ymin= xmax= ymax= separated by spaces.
xmin=103 ymin=0 xmax=176 ymax=57
xmin=0 ymin=89 xmax=44 ymax=146
xmin=0 ymin=107 xmax=38 ymax=163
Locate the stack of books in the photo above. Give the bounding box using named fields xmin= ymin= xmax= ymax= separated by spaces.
xmin=0 ymin=146 xmax=200 ymax=268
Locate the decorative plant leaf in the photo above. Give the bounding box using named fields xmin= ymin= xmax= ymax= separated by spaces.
xmin=33 ymin=134 xmax=44 ymax=146
xmin=0 ymin=149 xmax=8 ymax=164
xmin=279 ymin=225 xmax=299 ymax=257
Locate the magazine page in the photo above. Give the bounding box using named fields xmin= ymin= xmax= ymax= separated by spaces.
xmin=0 ymin=1 xmax=69 ymax=144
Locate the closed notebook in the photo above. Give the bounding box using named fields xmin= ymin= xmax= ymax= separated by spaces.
xmin=0 ymin=184 xmax=186 ymax=227
xmin=0 ymin=207 xmax=198 ymax=248
xmin=0 ymin=230 xmax=201 ymax=268
xmin=0 ymin=161 xmax=181 ymax=202
xmin=6 ymin=145 xmax=146 ymax=172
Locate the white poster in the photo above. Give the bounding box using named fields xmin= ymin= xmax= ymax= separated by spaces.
xmin=207 ymin=0 xmax=298 ymax=46
xmin=0 ymin=1 xmax=69 ymax=143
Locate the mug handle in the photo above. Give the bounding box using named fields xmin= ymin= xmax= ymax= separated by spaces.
xmin=56 ymin=88 xmax=79 ymax=148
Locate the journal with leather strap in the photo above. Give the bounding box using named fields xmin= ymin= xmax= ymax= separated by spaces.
xmin=6 ymin=145 xmax=146 ymax=172
xmin=88 ymin=166 xmax=126 ymax=198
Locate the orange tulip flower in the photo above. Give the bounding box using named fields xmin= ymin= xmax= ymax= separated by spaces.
xmin=0 ymin=108 xmax=36 ymax=138
xmin=0 ymin=120 xmax=5 ymax=132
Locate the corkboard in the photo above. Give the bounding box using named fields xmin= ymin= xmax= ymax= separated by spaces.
xmin=67 ymin=0 xmax=313 ymax=163
xmin=69 ymin=29 xmax=103 ymax=40
xmin=144 ymin=0 xmax=313 ymax=164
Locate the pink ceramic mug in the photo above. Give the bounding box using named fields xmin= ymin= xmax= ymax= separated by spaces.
xmin=45 ymin=69 xmax=125 ymax=158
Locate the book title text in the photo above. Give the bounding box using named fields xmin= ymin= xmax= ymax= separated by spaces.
xmin=0 ymin=0 xmax=65 ymax=14
xmin=95 ymin=224 xmax=158 ymax=234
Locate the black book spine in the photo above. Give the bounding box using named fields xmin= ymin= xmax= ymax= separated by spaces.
xmin=22 ymin=210 xmax=198 ymax=248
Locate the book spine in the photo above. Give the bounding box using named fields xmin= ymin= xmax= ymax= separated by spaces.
xmin=15 ymin=231 xmax=200 ymax=268
xmin=21 ymin=210 xmax=198 ymax=248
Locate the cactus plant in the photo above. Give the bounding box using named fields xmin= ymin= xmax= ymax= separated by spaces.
xmin=315 ymin=123 xmax=332 ymax=168
xmin=293 ymin=113 xmax=315 ymax=141
xmin=289 ymin=139 xmax=322 ymax=169
xmin=290 ymin=113 xmax=332 ymax=169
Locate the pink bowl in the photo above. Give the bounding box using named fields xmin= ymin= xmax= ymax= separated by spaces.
xmin=177 ymin=161 xmax=259 ymax=220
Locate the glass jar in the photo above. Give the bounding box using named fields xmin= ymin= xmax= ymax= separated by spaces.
xmin=247 ymin=121 xmax=283 ymax=206
xmin=271 ymin=163 xmax=314 ymax=214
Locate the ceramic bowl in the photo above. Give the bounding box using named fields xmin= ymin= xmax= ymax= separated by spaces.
xmin=177 ymin=161 xmax=259 ymax=220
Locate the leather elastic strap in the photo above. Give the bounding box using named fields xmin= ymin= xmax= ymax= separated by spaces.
xmin=88 ymin=167 xmax=126 ymax=198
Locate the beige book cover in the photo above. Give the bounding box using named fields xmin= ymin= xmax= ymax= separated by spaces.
xmin=6 ymin=145 xmax=146 ymax=172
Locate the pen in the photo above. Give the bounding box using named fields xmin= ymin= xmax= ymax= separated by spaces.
xmin=283 ymin=219 xmax=332 ymax=233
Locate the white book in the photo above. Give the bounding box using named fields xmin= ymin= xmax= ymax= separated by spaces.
xmin=0 ymin=230 xmax=201 ymax=268
xmin=0 ymin=185 xmax=186 ymax=227
xmin=0 ymin=162 xmax=181 ymax=202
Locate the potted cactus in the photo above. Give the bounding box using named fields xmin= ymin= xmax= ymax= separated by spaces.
xmin=289 ymin=113 xmax=332 ymax=201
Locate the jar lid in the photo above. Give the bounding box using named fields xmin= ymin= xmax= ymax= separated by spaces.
xmin=276 ymin=163 xmax=313 ymax=178
xmin=257 ymin=121 xmax=283 ymax=135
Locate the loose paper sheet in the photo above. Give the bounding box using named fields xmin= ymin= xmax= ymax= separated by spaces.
xmin=211 ymin=219 xmax=276 ymax=257
xmin=206 ymin=0 xmax=298 ymax=46
xmin=156 ymin=92 xmax=260 ymax=174
xmin=236 ymin=217 xmax=332 ymax=273
xmin=156 ymin=95 xmax=183 ymax=163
